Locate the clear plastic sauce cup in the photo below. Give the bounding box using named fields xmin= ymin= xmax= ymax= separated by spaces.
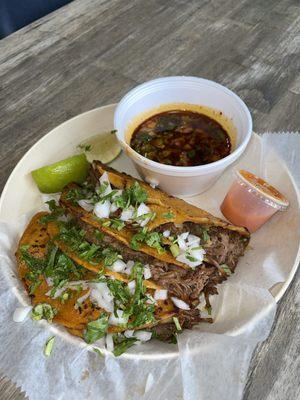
xmin=221 ymin=170 xmax=289 ymax=232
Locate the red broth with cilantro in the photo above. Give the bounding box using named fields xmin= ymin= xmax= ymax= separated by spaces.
xmin=130 ymin=110 xmax=231 ymax=167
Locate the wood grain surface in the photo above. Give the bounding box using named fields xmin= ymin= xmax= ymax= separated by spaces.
xmin=0 ymin=0 xmax=299 ymax=399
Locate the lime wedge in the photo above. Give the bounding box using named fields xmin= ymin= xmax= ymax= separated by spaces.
xmin=78 ymin=130 xmax=121 ymax=164
xmin=31 ymin=153 xmax=89 ymax=193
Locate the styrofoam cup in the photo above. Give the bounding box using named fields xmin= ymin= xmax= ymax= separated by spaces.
xmin=114 ymin=76 xmax=252 ymax=196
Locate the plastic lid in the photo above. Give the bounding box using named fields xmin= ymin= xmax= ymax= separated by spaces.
xmin=236 ymin=169 xmax=289 ymax=210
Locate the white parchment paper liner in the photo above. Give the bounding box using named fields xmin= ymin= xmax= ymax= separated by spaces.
xmin=0 ymin=132 xmax=299 ymax=400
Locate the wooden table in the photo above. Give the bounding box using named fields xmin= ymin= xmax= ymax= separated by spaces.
xmin=0 ymin=0 xmax=299 ymax=399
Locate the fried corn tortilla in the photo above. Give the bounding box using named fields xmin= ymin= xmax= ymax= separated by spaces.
xmin=16 ymin=213 xmax=177 ymax=339
xmin=59 ymin=161 xmax=249 ymax=273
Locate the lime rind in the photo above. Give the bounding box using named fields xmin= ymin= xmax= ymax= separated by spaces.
xmin=31 ymin=153 xmax=89 ymax=193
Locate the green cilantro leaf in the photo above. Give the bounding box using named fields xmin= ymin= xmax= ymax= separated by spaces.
xmin=44 ymin=336 xmax=55 ymax=357
xmin=219 ymin=264 xmax=232 ymax=276
xmin=93 ymin=347 xmax=104 ymax=357
xmin=113 ymin=337 xmax=138 ymax=357
xmin=84 ymin=313 xmax=109 ymax=344
xmin=163 ymin=211 xmax=174 ymax=219
xmin=40 ymin=200 xmax=65 ymax=223
xmin=31 ymin=303 xmax=57 ymax=322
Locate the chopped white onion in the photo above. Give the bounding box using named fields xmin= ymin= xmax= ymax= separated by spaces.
xmin=94 ymin=200 xmax=111 ymax=219
xmin=187 ymin=236 xmax=201 ymax=247
xmin=13 ymin=306 xmax=32 ymax=322
xmin=78 ymin=199 xmax=94 ymax=212
xmin=177 ymin=237 xmax=188 ymax=251
xmin=179 ymin=231 xmax=189 ymax=240
xmin=120 ymin=206 xmax=135 ymax=221
xmin=46 ymin=287 xmax=65 ymax=299
xmin=144 ymin=373 xmax=154 ymax=393
xmin=67 ymin=280 xmax=89 ymax=289
xmin=176 ymin=247 xmax=205 ymax=268
xmin=124 ymin=329 xmax=134 ymax=338
xmin=105 ymin=333 xmax=114 ymax=352
xmin=136 ymin=202 xmax=152 ymax=227
xmin=46 ymin=280 xmax=89 ymax=298
xmin=163 ymin=230 xmax=171 ymax=238
xmin=110 ymin=202 xmax=118 ymax=213
xmin=171 ymin=297 xmax=190 ymax=310
xmin=143 ymin=264 xmax=152 ymax=280
xmin=123 ymin=260 xmax=134 ymax=275
xmin=112 ymin=189 xmax=123 ymax=199
xmin=111 ymin=259 xmax=126 ymax=272
xmin=109 ymin=309 xmax=128 ymax=325
xmin=146 ymin=294 xmax=156 ymax=304
xmin=45 ymin=277 xmax=54 ymax=286
xmin=75 ymin=290 xmax=91 ymax=309
xmin=196 ymin=292 xmax=206 ymax=311
xmin=154 ymin=289 xmax=168 ymax=300
xmin=89 ymin=282 xmax=114 ymax=313
xmin=134 ymin=330 xmax=152 ymax=342
xmin=137 ymin=202 xmax=150 ymax=216
xmin=42 ymin=193 xmax=60 ymax=206
xmin=190 ymin=248 xmax=205 ymax=261
xmin=99 ymin=172 xmax=112 ymax=196
xmin=127 ymin=280 xmax=136 ymax=295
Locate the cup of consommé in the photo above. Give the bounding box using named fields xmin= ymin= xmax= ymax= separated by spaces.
xmin=114 ymin=76 xmax=252 ymax=197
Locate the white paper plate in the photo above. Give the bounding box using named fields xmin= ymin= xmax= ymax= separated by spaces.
xmin=1 ymin=104 xmax=299 ymax=359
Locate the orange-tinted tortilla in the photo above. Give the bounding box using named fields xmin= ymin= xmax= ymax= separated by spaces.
xmin=47 ymin=220 xmax=162 ymax=290
xmin=92 ymin=161 xmax=250 ymax=236
xmin=16 ymin=213 xmax=175 ymax=338
xmin=60 ymin=161 xmax=249 ymax=272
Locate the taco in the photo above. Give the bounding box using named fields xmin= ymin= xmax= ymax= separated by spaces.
xmin=16 ymin=212 xmax=210 ymax=352
xmin=58 ymin=162 xmax=250 ymax=305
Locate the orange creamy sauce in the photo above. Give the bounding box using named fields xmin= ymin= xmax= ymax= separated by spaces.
xmin=221 ymin=170 xmax=288 ymax=232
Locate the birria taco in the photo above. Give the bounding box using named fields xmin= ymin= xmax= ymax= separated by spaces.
xmin=16 ymin=162 xmax=250 ymax=355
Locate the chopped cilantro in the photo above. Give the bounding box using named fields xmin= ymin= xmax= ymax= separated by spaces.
xmin=102 ymin=220 xmax=111 ymax=227
xmin=131 ymin=229 xmax=164 ymax=253
xmin=20 ymin=245 xmax=45 ymax=293
xmin=65 ymin=183 xmax=94 ymax=205
xmin=40 ymin=200 xmax=65 ymax=223
xmin=205 ymin=305 xmax=212 ymax=316
xmin=186 ymin=254 xmax=197 ymax=262
xmin=29 ymin=280 xmax=42 ymax=295
xmin=170 ymin=243 xmax=179 ymax=258
xmin=44 ymin=250 xmax=85 ymax=287
xmin=93 ymin=347 xmax=104 ymax=357
xmin=113 ymin=337 xmax=138 ymax=357
xmin=219 ymin=264 xmax=232 ymax=276
xmin=173 ymin=317 xmax=182 ymax=331
xmin=128 ymin=182 xmax=148 ymax=205
xmin=84 ymin=313 xmax=109 ymax=344
xmin=107 ymin=279 xmax=131 ymax=305
xmin=102 ymin=248 xmax=120 ymax=267
xmin=130 ymin=262 xmax=145 ymax=299
xmin=202 ymin=229 xmax=210 ymax=243
xmin=94 ymin=229 xmax=104 ymax=241
xmin=110 ymin=219 xmax=125 ymax=231
xmin=77 ymin=144 xmax=92 ymax=152
xmin=163 ymin=211 xmax=174 ymax=219
xmin=31 ymin=303 xmax=57 ymax=322
xmin=44 ymin=336 xmax=55 ymax=357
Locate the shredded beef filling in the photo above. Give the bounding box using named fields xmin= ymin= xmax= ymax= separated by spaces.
xmin=155 ymin=222 xmax=249 ymax=270
xmin=152 ymin=309 xmax=213 ymax=342
xmin=75 ymin=219 xmax=222 ymax=304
